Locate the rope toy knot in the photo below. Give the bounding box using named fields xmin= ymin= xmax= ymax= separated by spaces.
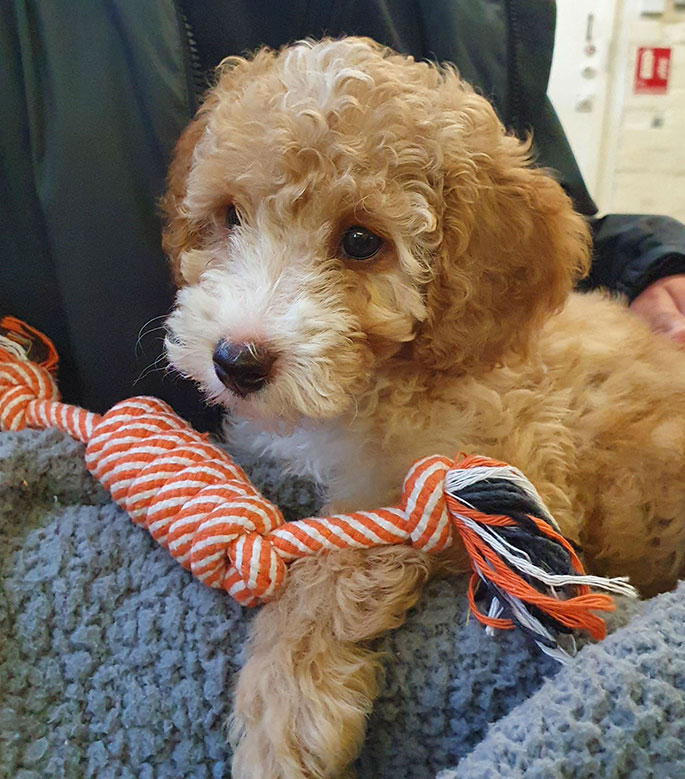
xmin=84 ymin=396 xmax=287 ymax=604
xmin=190 ymin=491 xmax=286 ymax=604
xmin=400 ymin=455 xmax=454 ymax=552
xmin=0 ymin=360 xmax=59 ymax=430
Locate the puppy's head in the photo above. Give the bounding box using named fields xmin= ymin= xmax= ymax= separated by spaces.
xmin=163 ymin=38 xmax=590 ymax=425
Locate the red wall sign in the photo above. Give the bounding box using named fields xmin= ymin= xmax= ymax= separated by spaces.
xmin=634 ymin=47 xmax=671 ymax=94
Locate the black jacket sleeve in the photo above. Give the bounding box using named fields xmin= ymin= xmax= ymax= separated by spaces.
xmin=581 ymin=215 xmax=685 ymax=301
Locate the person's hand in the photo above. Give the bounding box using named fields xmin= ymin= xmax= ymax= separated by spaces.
xmin=629 ymin=274 xmax=685 ymax=345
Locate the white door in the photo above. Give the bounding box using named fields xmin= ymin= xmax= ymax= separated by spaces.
xmin=548 ymin=0 xmax=620 ymax=200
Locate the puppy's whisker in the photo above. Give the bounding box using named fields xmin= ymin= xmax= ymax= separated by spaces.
xmin=162 ymin=364 xmax=183 ymax=385
xmin=135 ymin=328 xmax=166 ymax=359
xmin=245 ymin=341 xmax=261 ymax=361
xmin=137 ymin=314 xmax=168 ymax=339
xmin=162 ymin=362 xmax=192 ymax=388
xmin=136 ymin=315 xmax=169 ymax=356
xmin=133 ymin=353 xmax=168 ymax=386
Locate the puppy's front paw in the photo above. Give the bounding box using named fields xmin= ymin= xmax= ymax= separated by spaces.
xmin=229 ymin=547 xmax=430 ymax=779
xmin=229 ymin=636 xmax=373 ymax=779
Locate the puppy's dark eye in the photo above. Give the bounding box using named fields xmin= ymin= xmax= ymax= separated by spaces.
xmin=225 ymin=204 xmax=240 ymax=229
xmin=340 ymin=226 xmax=383 ymax=260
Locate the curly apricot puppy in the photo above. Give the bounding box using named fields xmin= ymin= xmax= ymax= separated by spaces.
xmin=163 ymin=38 xmax=685 ymax=779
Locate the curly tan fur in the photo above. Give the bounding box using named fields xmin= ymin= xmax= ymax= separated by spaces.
xmin=162 ymin=38 xmax=685 ymax=778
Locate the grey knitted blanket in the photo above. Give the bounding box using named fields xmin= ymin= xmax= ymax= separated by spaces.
xmin=1 ymin=428 xmax=683 ymax=778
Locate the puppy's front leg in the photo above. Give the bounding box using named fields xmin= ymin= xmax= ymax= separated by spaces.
xmin=229 ymin=545 xmax=431 ymax=779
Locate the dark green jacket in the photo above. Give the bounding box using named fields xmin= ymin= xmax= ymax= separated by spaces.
xmin=2 ymin=0 xmax=685 ymax=430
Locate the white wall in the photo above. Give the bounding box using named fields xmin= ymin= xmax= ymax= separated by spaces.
xmin=549 ymin=0 xmax=685 ymax=221
xmin=601 ymin=1 xmax=685 ymax=221
xmin=548 ymin=0 xmax=619 ymax=199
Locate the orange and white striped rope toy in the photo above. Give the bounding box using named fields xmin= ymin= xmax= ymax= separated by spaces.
xmin=0 ymin=317 xmax=636 ymax=661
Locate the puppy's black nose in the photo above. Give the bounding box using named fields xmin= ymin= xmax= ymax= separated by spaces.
xmin=212 ymin=340 xmax=276 ymax=397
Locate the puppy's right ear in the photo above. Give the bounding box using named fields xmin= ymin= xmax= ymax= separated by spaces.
xmin=161 ymin=48 xmax=276 ymax=286
xmin=160 ymin=99 xmax=215 ymax=286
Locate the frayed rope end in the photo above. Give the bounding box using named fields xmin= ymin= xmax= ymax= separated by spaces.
xmin=0 ymin=316 xmax=59 ymax=372
xmin=446 ymin=454 xmax=639 ymax=662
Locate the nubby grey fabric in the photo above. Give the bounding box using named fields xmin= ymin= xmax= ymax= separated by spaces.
xmin=1 ymin=429 xmax=682 ymax=778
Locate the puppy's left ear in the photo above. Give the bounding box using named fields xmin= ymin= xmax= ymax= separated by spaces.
xmin=160 ymin=97 xmax=216 ymax=286
xmin=414 ymin=85 xmax=591 ymax=373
